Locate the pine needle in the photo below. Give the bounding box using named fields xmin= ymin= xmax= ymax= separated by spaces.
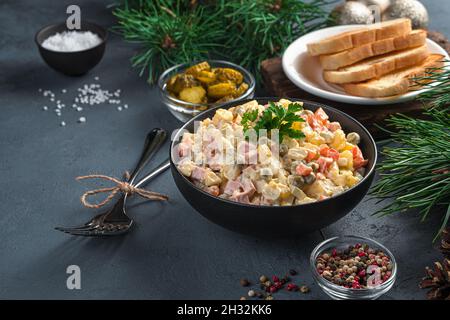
xmin=370 ymin=108 xmax=450 ymax=241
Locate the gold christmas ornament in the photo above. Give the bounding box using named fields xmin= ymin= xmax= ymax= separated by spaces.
xmin=331 ymin=1 xmax=374 ymax=25
xmin=382 ymin=0 xmax=429 ymax=29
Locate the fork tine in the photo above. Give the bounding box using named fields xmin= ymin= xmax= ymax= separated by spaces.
xmin=54 ymin=212 xmax=105 ymax=232
xmin=60 ymin=229 xmax=105 ymax=237
xmin=55 ymin=223 xmax=102 ymax=233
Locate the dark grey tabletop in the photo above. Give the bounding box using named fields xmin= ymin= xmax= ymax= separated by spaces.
xmin=0 ymin=0 xmax=447 ymax=300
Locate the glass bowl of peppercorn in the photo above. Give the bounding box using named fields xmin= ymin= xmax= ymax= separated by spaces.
xmin=310 ymin=235 xmax=397 ymax=300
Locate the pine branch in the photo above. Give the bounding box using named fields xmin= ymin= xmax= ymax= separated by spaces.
xmin=113 ymin=0 xmax=333 ymax=84
xmin=411 ymin=60 xmax=450 ymax=109
xmin=113 ymin=0 xmax=225 ymax=83
xmin=370 ymin=108 xmax=450 ymax=240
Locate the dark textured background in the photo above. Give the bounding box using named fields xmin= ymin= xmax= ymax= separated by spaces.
xmin=0 ymin=0 xmax=447 ymax=299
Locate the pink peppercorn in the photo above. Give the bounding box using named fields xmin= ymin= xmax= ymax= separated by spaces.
xmin=358 ymin=252 xmax=366 ymax=257
xmin=352 ymin=281 xmax=361 ymax=289
xmin=269 ymin=286 xmax=277 ymax=293
xmin=272 ymin=276 xmax=279 ymax=282
xmin=332 ymin=248 xmax=337 ymax=257
xmin=358 ymin=270 xmax=366 ymax=277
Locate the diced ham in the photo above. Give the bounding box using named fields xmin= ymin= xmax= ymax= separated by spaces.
xmin=317 ymin=156 xmax=333 ymax=174
xmin=230 ymin=193 xmax=250 ymax=204
xmin=224 ymin=176 xmax=256 ymax=204
xmin=327 ymin=121 xmax=341 ymax=132
xmin=295 ymin=163 xmax=313 ymax=176
xmin=177 ymin=142 xmax=191 ymax=158
xmin=240 ymin=177 xmax=256 ymax=198
xmin=224 ymin=180 xmax=243 ymax=195
xmin=191 ymin=166 xmax=207 ymax=181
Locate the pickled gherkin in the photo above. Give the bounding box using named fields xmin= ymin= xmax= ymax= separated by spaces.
xmin=185 ymin=61 xmax=211 ymax=76
xmin=167 ymin=74 xmax=199 ymax=94
xmin=207 ymin=82 xmax=236 ymax=99
xmin=165 ymin=61 xmax=249 ymax=104
xmin=213 ymin=68 xmax=244 ymax=85
xmin=179 ymin=86 xmax=207 ymax=104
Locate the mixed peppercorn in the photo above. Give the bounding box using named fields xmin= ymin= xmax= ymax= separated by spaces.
xmin=315 ymin=243 xmax=393 ymax=289
xmin=239 ymin=269 xmax=310 ymax=300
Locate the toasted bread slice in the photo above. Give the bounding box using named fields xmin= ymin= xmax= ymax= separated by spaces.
xmin=320 ymin=30 xmax=427 ymax=70
xmin=323 ymin=45 xmax=430 ymax=84
xmin=342 ymin=54 xmax=445 ymax=98
xmin=307 ymin=18 xmax=412 ymax=56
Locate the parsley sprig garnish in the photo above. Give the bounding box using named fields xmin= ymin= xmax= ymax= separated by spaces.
xmin=241 ymin=102 xmax=305 ymax=140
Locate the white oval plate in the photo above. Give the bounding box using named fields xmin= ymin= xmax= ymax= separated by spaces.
xmin=282 ymin=25 xmax=449 ymax=105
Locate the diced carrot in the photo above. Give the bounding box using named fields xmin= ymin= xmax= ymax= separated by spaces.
xmin=319 ymin=146 xmax=340 ymax=161
xmin=314 ymin=107 xmax=329 ymax=123
xmin=352 ymin=146 xmax=368 ymax=169
xmin=307 ymin=114 xmax=322 ymax=130
xmin=306 ymin=150 xmax=317 ymax=162
xmin=296 ymin=163 xmax=313 ymax=176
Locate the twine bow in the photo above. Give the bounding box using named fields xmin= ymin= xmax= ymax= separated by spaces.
xmin=76 ymin=172 xmax=168 ymax=209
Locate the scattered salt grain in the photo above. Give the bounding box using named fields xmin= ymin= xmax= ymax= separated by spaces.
xmin=124 ymin=104 xmax=128 ymax=109
xmin=117 ymin=106 xmax=123 ymax=111
xmin=94 ymin=76 xmax=99 ymax=81
xmin=77 ymin=107 xmax=83 ymax=112
xmin=42 ymin=106 xmax=48 ymax=111
xmin=62 ymin=89 xmax=67 ymax=93
xmin=60 ymin=121 xmax=66 ymax=127
xmin=78 ymin=117 xmax=86 ymax=123
xmin=42 ymin=31 xmax=102 ymax=52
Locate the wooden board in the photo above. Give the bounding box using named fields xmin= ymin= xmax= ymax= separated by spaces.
xmin=261 ymin=31 xmax=450 ymax=139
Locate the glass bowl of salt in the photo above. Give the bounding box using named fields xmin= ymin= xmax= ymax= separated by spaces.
xmin=35 ymin=21 xmax=107 ymax=76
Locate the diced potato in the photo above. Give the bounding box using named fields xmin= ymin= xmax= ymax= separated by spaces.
xmin=279 ymin=184 xmax=291 ymax=200
xmin=185 ymin=61 xmax=211 ymax=76
xmin=204 ymin=170 xmax=222 ymax=186
xmin=283 ymin=137 xmax=299 ymax=149
xmin=214 ymin=68 xmax=243 ymax=84
xmin=179 ymin=86 xmax=206 ymax=104
xmin=278 ymin=99 xmax=294 ymax=108
xmin=344 ymin=142 xmax=355 ymax=151
xmin=330 ymin=129 xmax=347 ymax=151
xmin=212 ymin=108 xmax=234 ymax=125
xmin=287 ymin=147 xmax=308 ymax=160
xmin=262 ymin=181 xmax=281 ymax=200
xmin=346 ymin=174 xmax=360 ymax=188
xmin=338 ymin=150 xmax=353 ymax=170
xmin=308 ymin=132 xmax=326 ymax=146
xmin=178 ymin=160 xmax=195 ymax=177
xmin=207 ymin=82 xmax=236 ymax=99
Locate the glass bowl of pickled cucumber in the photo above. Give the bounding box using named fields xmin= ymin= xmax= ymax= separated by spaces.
xmin=158 ymin=60 xmax=255 ymax=122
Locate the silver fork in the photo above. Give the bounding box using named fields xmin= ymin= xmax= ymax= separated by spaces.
xmin=55 ymin=128 xmax=168 ymax=236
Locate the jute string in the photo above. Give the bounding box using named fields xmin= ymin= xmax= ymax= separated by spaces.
xmin=76 ymin=172 xmax=168 ymax=209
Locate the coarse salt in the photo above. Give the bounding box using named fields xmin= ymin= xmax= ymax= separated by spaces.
xmin=42 ymin=31 xmax=102 ymax=52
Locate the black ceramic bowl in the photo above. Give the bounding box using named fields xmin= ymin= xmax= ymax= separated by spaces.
xmin=35 ymin=21 xmax=107 ymax=76
xmin=170 ymin=98 xmax=377 ymax=237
